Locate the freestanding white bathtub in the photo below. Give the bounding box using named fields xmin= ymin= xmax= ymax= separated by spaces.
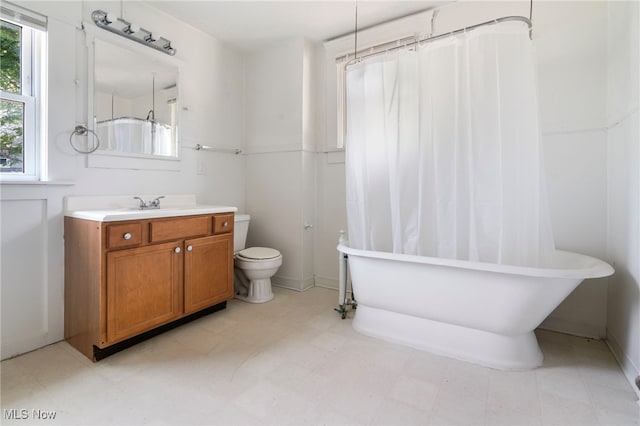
xmin=337 ymin=242 xmax=614 ymax=370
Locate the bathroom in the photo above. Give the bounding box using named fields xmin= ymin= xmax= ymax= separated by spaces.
xmin=1 ymin=0 xmax=638 ymax=424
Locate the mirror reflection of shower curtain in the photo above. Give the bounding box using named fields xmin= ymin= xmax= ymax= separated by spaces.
xmin=95 ymin=118 xmax=174 ymax=156
xmin=345 ymin=21 xmax=555 ymax=267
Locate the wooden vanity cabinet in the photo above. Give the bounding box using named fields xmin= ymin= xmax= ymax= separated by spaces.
xmin=64 ymin=213 xmax=234 ymax=361
xmin=184 ymin=234 xmax=233 ymax=314
xmin=105 ymin=241 xmax=183 ymax=343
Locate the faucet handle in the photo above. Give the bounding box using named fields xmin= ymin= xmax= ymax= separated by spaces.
xmin=150 ymin=196 xmax=165 ymax=207
xmin=133 ymin=196 xmax=146 ymax=209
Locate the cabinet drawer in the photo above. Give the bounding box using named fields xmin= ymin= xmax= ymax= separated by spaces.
xmin=213 ymin=213 xmax=234 ymax=234
xmin=150 ymin=215 xmax=210 ymax=243
xmin=107 ymin=223 xmax=144 ymax=249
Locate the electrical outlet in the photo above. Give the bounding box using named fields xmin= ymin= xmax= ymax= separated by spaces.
xmin=196 ymin=159 xmax=206 ymax=175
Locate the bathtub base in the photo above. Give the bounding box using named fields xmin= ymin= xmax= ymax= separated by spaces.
xmin=352 ymin=305 xmax=543 ymax=370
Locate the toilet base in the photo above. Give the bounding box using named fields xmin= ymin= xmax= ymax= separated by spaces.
xmin=234 ymin=274 xmax=274 ymax=303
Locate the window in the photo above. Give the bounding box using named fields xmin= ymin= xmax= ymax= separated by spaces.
xmin=334 ymin=35 xmax=420 ymax=150
xmin=323 ymin=9 xmax=434 ymax=151
xmin=336 ymin=60 xmax=347 ymax=149
xmin=0 ymin=3 xmax=46 ymax=180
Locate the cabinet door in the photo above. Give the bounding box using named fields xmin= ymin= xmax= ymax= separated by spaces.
xmin=106 ymin=241 xmax=182 ymax=343
xmin=184 ymin=234 xmax=233 ymax=314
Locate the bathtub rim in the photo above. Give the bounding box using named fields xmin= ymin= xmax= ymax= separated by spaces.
xmin=337 ymin=243 xmax=614 ymax=280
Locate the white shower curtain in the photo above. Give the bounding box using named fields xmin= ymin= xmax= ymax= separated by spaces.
xmin=345 ymin=21 xmax=555 ymax=267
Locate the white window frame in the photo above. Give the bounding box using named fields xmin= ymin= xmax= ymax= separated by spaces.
xmin=335 ymin=60 xmax=347 ymax=150
xmin=323 ymin=10 xmax=434 ymax=152
xmin=0 ymin=5 xmax=46 ymax=181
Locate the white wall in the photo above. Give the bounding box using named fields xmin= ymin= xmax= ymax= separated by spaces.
xmin=0 ymin=0 xmax=245 ymax=359
xmin=243 ymin=38 xmax=318 ymax=291
xmin=314 ymin=151 xmax=347 ymax=288
xmin=245 ymin=38 xmax=304 ymax=154
xmin=606 ymin=0 xmax=640 ymax=396
xmin=534 ymin=2 xmax=610 ymax=337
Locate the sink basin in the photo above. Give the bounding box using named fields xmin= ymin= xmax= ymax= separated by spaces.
xmin=65 ymin=205 xmax=238 ymax=222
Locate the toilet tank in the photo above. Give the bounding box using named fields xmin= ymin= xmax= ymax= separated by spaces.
xmin=234 ymin=214 xmax=250 ymax=252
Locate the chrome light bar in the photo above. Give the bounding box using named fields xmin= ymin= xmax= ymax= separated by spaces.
xmin=91 ymin=10 xmax=177 ymax=56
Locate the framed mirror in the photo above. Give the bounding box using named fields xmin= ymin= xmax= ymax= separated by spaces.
xmin=93 ymin=38 xmax=179 ymax=159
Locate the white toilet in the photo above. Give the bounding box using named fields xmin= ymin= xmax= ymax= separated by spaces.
xmin=233 ymin=214 xmax=282 ymax=303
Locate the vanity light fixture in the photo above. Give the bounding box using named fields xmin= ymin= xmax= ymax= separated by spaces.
xmin=91 ymin=10 xmax=176 ymax=56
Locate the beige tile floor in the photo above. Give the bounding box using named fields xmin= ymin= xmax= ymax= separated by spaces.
xmin=1 ymin=286 xmax=638 ymax=425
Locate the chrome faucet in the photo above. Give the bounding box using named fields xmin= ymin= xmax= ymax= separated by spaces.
xmin=133 ymin=195 xmax=165 ymax=210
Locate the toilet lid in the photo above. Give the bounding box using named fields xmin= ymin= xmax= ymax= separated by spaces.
xmin=237 ymin=247 xmax=281 ymax=260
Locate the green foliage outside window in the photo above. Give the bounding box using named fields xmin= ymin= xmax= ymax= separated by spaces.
xmin=1 ymin=20 xmax=24 ymax=171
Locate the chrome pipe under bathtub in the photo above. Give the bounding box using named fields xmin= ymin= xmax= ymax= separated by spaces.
xmin=335 ymin=231 xmax=356 ymax=319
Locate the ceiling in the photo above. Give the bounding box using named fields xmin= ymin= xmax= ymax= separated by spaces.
xmin=147 ymin=1 xmax=447 ymax=50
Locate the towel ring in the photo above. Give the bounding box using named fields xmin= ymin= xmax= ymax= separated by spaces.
xmin=69 ymin=125 xmax=100 ymax=154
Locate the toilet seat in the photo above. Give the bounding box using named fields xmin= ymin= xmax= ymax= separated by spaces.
xmin=236 ymin=247 xmax=281 ymax=261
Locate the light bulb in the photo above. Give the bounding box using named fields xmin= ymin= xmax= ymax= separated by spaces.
xmin=106 ymin=12 xmax=117 ymax=24
xmin=125 ymin=24 xmax=140 ymax=34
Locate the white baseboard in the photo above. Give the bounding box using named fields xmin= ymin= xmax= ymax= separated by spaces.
xmin=314 ymin=275 xmax=338 ymax=290
xmin=539 ymin=316 xmax=606 ymax=340
xmin=272 ymin=276 xmax=314 ymax=292
xmin=606 ymin=333 xmax=640 ymax=402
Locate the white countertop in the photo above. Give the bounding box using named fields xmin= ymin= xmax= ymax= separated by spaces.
xmin=65 ymin=205 xmax=237 ymax=222
xmin=64 ymin=195 xmax=237 ymax=222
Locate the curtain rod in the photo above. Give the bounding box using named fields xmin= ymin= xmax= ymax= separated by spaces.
xmin=326 ymin=7 xmax=435 ymax=43
xmin=344 ymin=15 xmax=532 ymax=67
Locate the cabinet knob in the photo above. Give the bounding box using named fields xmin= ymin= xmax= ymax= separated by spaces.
xmin=174 ymin=247 xmax=181 ymax=253
xmin=123 ymin=232 xmax=132 ymax=240
xmin=223 ymin=221 xmax=228 ymax=227
xmin=187 ymin=245 xmax=193 ymax=252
